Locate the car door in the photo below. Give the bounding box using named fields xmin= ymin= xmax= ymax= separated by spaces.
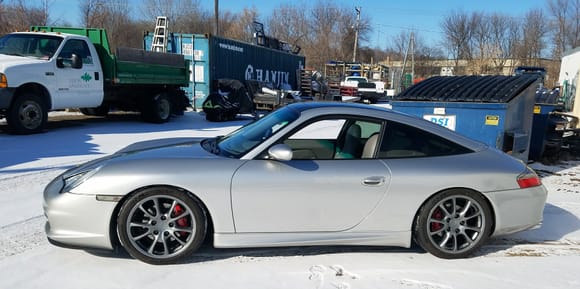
xmin=53 ymin=38 xmax=103 ymax=109
xmin=230 ymin=117 xmax=391 ymax=233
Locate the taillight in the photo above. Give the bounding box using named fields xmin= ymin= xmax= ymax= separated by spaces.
xmin=517 ymin=167 xmax=542 ymax=188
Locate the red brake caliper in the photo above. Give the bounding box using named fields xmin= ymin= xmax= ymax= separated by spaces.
xmin=430 ymin=208 xmax=443 ymax=232
xmin=173 ymin=204 xmax=189 ymax=237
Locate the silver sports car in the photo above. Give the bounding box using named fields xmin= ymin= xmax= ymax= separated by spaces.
xmin=43 ymin=102 xmax=547 ymax=264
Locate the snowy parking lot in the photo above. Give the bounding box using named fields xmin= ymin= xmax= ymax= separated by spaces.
xmin=1 ymin=110 xmax=579 ymax=289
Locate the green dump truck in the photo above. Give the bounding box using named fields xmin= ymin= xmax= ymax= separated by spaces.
xmin=0 ymin=26 xmax=190 ymax=134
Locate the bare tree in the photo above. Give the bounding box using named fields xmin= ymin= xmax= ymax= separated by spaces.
xmin=569 ymin=0 xmax=580 ymax=48
xmin=471 ymin=11 xmax=492 ymax=74
xmin=221 ymin=7 xmax=258 ymax=42
xmin=0 ymin=0 xmax=49 ymax=34
xmin=441 ymin=10 xmax=473 ymax=73
xmin=267 ymin=4 xmax=308 ymax=49
xmin=141 ymin=0 xmax=208 ymax=33
xmin=79 ymin=0 xmax=136 ymax=50
xmin=547 ymin=0 xmax=570 ymax=58
xmin=487 ymin=13 xmax=519 ymax=73
xmin=521 ymin=9 xmax=548 ymax=65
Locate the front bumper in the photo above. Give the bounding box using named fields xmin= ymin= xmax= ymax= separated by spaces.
xmin=486 ymin=185 xmax=548 ymax=236
xmin=43 ymin=176 xmax=118 ymax=250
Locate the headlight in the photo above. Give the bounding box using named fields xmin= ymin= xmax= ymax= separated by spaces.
xmin=62 ymin=167 xmax=100 ymax=193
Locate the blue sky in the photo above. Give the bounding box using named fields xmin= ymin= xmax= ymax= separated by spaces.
xmin=49 ymin=0 xmax=548 ymax=48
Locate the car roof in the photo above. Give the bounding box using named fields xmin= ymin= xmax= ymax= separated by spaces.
xmin=285 ymin=102 xmax=488 ymax=151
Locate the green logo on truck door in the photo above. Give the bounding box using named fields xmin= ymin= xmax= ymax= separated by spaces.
xmin=81 ymin=72 xmax=92 ymax=82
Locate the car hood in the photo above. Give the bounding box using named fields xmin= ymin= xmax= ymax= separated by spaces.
xmin=62 ymin=138 xmax=218 ymax=179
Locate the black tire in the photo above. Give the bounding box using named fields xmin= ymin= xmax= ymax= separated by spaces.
xmin=143 ymin=93 xmax=171 ymax=123
xmin=117 ymin=187 xmax=206 ymax=265
xmin=6 ymin=93 xmax=48 ymax=134
xmin=414 ymin=189 xmax=492 ymax=259
xmin=79 ymin=105 xmax=109 ymax=117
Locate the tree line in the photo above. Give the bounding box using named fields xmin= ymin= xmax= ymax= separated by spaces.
xmin=1 ymin=0 xmax=579 ymax=85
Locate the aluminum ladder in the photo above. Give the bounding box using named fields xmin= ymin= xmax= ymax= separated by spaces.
xmin=151 ymin=16 xmax=168 ymax=52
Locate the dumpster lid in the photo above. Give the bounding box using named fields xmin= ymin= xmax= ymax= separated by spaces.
xmin=394 ymin=75 xmax=539 ymax=103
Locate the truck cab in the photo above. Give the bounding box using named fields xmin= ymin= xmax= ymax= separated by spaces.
xmin=0 ymin=31 xmax=104 ymax=134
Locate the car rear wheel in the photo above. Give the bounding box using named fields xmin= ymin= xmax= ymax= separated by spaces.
xmin=117 ymin=187 xmax=206 ymax=264
xmin=414 ymin=189 xmax=492 ymax=259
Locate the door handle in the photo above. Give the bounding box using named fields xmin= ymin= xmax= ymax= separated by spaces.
xmin=362 ymin=177 xmax=385 ymax=186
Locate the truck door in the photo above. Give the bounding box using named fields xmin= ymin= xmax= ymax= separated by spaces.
xmin=53 ymin=38 xmax=103 ymax=109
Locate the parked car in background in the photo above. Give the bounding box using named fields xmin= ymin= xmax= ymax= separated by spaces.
xmin=43 ymin=102 xmax=547 ymax=264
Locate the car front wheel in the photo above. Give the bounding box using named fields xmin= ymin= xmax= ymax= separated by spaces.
xmin=117 ymin=187 xmax=206 ymax=264
xmin=414 ymin=189 xmax=492 ymax=259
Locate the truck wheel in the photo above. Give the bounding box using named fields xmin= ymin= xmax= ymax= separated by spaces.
xmin=143 ymin=93 xmax=171 ymax=123
xmin=6 ymin=93 xmax=48 ymax=134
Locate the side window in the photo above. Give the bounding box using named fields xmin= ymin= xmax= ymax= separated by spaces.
xmin=283 ymin=118 xmax=382 ymax=160
xmin=58 ymin=39 xmax=93 ymax=65
xmin=379 ymin=121 xmax=472 ymax=159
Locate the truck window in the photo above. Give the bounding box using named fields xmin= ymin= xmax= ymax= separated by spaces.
xmin=58 ymin=39 xmax=93 ymax=65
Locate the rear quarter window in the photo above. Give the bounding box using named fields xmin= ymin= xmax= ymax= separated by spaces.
xmin=379 ymin=121 xmax=472 ymax=159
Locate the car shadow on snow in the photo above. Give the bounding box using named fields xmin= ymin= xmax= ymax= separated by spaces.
xmin=0 ymin=111 xmax=252 ymax=172
xmin=84 ymin=243 xmax=424 ymax=264
xmin=476 ymin=203 xmax=580 ymax=256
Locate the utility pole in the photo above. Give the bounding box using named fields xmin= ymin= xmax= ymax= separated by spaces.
xmin=214 ymin=0 xmax=219 ymax=36
xmin=353 ymin=6 xmax=361 ymax=62
xmin=410 ymin=31 xmax=415 ymax=83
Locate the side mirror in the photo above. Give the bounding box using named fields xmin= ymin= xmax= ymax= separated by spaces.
xmin=267 ymin=144 xmax=293 ymax=161
xmin=56 ymin=54 xmax=83 ymax=69
xmin=71 ymin=54 xmax=83 ymax=69
xmin=56 ymin=57 xmax=64 ymax=68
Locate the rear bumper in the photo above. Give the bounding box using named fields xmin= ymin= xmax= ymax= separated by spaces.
xmin=486 ymin=185 xmax=548 ymax=236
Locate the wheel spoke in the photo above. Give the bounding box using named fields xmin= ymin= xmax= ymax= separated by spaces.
xmin=459 ymin=232 xmax=474 ymax=244
xmin=438 ymin=232 xmax=451 ymax=248
xmin=452 ymin=234 xmax=458 ymax=251
xmin=429 ymin=218 xmax=445 ymax=225
xmin=174 ymin=227 xmax=193 ymax=234
xmin=465 ymin=211 xmax=482 ymax=220
xmin=129 ymin=222 xmax=149 ymax=229
xmin=170 ymin=211 xmax=191 ymax=222
xmin=131 ymin=231 xmax=151 ymax=241
xmin=168 ymin=200 xmax=177 ymax=216
xmin=161 ymin=235 xmax=169 ymax=255
xmin=460 ymin=200 xmax=472 ymax=216
xmin=147 ymin=233 xmax=160 ymax=254
xmin=465 ymin=225 xmax=482 ymax=233
xmin=152 ymin=198 xmax=161 ymax=216
xmin=171 ymin=232 xmax=187 ymax=245
xmin=139 ymin=204 xmax=155 ymax=219
xmin=430 ymin=227 xmax=446 ymax=235
xmin=438 ymin=204 xmax=452 ymax=218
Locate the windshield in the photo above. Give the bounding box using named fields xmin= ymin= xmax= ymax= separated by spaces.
xmin=348 ymin=77 xmax=367 ymax=83
xmin=0 ymin=34 xmax=63 ymax=60
xmin=217 ymin=107 xmax=300 ymax=158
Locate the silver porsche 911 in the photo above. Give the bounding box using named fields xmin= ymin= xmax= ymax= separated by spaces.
xmin=43 ymin=102 xmax=547 ymax=264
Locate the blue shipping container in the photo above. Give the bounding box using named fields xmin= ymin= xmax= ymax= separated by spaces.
xmin=143 ymin=33 xmax=306 ymax=109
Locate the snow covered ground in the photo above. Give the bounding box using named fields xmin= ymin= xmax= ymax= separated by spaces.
xmin=0 ymin=110 xmax=579 ymax=289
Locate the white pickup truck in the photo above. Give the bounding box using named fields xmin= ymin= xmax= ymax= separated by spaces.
xmin=0 ymin=27 xmax=189 ymax=134
xmin=340 ymin=76 xmax=385 ymax=103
